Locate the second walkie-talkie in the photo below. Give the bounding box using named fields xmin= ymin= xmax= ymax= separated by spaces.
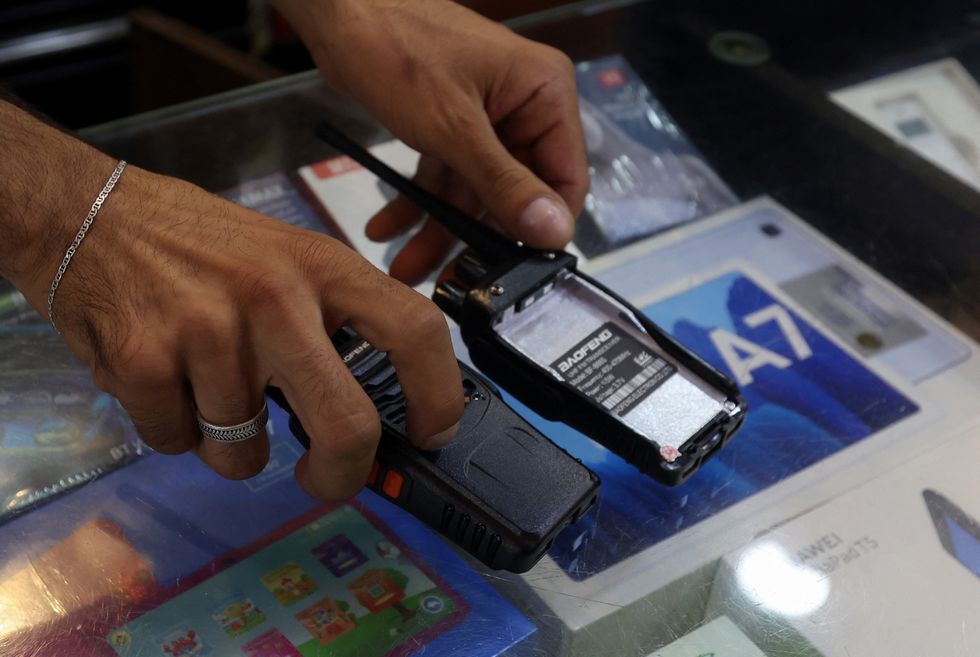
xmin=268 ymin=328 xmax=599 ymax=573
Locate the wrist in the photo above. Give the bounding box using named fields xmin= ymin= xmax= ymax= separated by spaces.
xmin=0 ymin=102 xmax=117 ymax=311
xmin=275 ymin=0 xmax=415 ymax=93
xmin=273 ymin=0 xmax=347 ymax=84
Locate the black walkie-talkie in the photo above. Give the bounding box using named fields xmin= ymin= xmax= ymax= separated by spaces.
xmin=268 ymin=328 xmax=599 ymax=573
xmin=314 ymin=123 xmax=747 ymax=486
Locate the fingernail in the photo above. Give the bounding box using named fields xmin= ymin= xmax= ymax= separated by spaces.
xmin=518 ymin=197 xmax=573 ymax=244
xmin=419 ymin=422 xmax=460 ymax=450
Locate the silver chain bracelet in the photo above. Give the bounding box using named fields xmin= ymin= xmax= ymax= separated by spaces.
xmin=47 ymin=160 xmax=127 ymax=331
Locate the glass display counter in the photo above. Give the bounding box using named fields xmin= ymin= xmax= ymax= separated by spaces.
xmin=5 ymin=1 xmax=980 ymax=655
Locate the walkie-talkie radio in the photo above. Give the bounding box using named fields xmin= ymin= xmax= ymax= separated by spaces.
xmin=315 ymin=123 xmax=747 ymax=486
xmin=268 ymin=328 xmax=600 ymax=573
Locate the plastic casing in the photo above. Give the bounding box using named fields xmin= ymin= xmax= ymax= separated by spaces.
xmin=435 ymin=251 xmax=747 ymax=486
xmin=268 ymin=358 xmax=600 ymax=574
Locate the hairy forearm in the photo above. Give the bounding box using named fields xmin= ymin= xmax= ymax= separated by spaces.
xmin=0 ymin=99 xmax=115 ymax=304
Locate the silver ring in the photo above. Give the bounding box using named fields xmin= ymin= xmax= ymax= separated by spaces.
xmin=197 ymin=400 xmax=269 ymax=443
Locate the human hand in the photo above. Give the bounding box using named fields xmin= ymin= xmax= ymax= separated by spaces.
xmin=277 ymin=0 xmax=589 ymax=285
xmin=10 ymin=151 xmax=463 ymax=501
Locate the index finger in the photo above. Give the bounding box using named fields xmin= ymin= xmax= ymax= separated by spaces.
xmin=261 ymin=303 xmax=382 ymax=501
xmin=326 ymin=262 xmax=464 ymax=450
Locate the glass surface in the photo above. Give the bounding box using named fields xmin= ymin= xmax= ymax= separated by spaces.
xmin=7 ymin=1 xmax=980 ymax=655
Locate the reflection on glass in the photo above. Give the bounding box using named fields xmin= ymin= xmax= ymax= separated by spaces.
xmin=734 ymin=542 xmax=829 ymax=617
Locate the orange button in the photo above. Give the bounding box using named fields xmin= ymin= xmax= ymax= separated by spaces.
xmin=367 ymin=461 xmax=380 ymax=485
xmin=382 ymin=470 xmax=405 ymax=499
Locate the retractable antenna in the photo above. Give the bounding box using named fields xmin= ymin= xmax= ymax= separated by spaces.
xmin=315 ymin=122 xmax=525 ymax=263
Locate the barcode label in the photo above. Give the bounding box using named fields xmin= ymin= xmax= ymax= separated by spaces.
xmin=550 ymin=322 xmax=675 ymax=417
xmin=602 ymin=363 xmax=664 ymax=410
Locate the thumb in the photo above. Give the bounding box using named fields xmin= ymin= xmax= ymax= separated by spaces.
xmin=436 ymin=121 xmax=575 ymax=249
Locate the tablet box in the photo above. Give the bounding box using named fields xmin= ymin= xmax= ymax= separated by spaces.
xmin=832 ymin=58 xmax=980 ymax=192
xmin=0 ymin=405 xmax=536 ymax=657
xmin=220 ymin=171 xmax=345 ymax=239
xmin=707 ymin=420 xmax=980 ymax=656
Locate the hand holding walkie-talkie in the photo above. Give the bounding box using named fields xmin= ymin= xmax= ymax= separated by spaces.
xmin=271 ymin=124 xmax=747 ymax=573
xmin=269 ymin=328 xmax=599 ymax=573
xmin=314 ymin=123 xmax=747 ymax=486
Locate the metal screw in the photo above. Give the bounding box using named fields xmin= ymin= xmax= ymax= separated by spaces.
xmin=723 ymin=401 xmax=738 ymax=413
xmin=543 ymin=252 xmax=556 ymax=260
xmin=490 ymin=284 xmax=505 ymax=296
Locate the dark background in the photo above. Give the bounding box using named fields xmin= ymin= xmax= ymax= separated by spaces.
xmin=2 ymin=0 xmax=248 ymax=127
xmin=0 ymin=0 xmax=570 ymax=129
